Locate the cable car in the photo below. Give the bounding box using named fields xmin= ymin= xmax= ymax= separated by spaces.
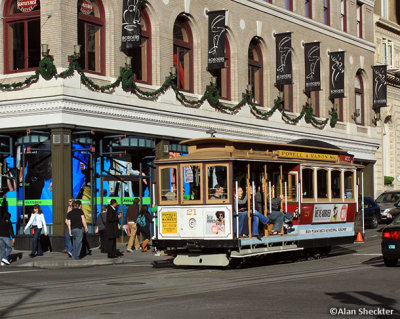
xmin=153 ymin=138 xmax=362 ymax=267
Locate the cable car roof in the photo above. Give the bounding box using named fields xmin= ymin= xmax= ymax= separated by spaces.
xmin=155 ymin=138 xmax=359 ymax=166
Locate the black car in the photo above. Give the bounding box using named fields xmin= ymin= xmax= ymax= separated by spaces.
xmin=384 ymin=200 xmax=400 ymax=223
xmin=363 ymin=196 xmax=381 ymax=229
xmin=381 ymin=215 xmax=400 ymax=267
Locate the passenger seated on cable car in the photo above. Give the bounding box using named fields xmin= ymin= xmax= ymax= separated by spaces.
xmin=210 ymin=184 xmax=226 ymax=199
xmin=236 ymin=187 xmax=269 ymax=240
xmin=266 ymin=195 xmax=286 ymax=235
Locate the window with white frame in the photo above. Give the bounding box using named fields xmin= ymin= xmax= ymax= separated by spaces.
xmin=340 ymin=0 xmax=346 ymax=32
xmin=356 ymin=3 xmax=362 ymax=38
xmin=382 ymin=38 xmax=393 ymax=67
xmin=381 ymin=0 xmax=388 ymax=19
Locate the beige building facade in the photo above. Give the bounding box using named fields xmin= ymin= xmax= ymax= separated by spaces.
xmin=374 ymin=0 xmax=400 ymax=196
xmin=0 ymin=0 xmax=379 ymax=242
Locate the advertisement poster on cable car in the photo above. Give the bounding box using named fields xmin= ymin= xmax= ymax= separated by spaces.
xmin=312 ymin=204 xmax=348 ymax=223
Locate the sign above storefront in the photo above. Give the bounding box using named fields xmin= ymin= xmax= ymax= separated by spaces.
xmin=17 ymin=0 xmax=38 ymax=13
xmin=80 ymin=0 xmax=94 ymax=15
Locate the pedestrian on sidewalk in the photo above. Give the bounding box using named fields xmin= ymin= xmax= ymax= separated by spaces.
xmin=126 ymin=198 xmax=140 ymax=252
xmin=23 ymin=204 xmax=48 ymax=257
xmin=105 ymin=199 xmax=123 ymax=258
xmin=66 ymin=200 xmax=88 ymax=260
xmin=95 ymin=206 xmax=107 ymax=253
xmin=136 ymin=205 xmax=152 ymax=252
xmin=63 ymin=197 xmax=74 ymax=257
xmin=0 ymin=195 xmax=15 ymax=266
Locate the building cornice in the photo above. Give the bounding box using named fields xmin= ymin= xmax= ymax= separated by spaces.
xmin=234 ymin=0 xmax=376 ymax=52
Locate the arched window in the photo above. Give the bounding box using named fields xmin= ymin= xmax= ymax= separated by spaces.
xmin=173 ymin=16 xmax=193 ymax=92
xmin=77 ymin=0 xmax=105 ymax=74
xmin=4 ymin=0 xmax=41 ymax=73
xmin=125 ymin=9 xmax=151 ymax=84
xmin=209 ymin=35 xmax=230 ymax=100
xmin=354 ymin=72 xmax=364 ymax=125
xmin=248 ymin=38 xmax=263 ymax=105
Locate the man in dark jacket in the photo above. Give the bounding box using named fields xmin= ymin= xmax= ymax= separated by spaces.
xmin=126 ymin=198 xmax=140 ymax=252
xmin=105 ymin=199 xmax=123 ymax=258
xmin=0 ymin=196 xmax=15 ymax=266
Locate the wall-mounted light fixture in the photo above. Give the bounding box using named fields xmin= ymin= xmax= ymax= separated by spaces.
xmin=41 ymin=44 xmax=49 ymax=57
xmin=125 ymin=56 xmax=132 ymax=68
xmin=74 ymin=44 xmax=81 ymax=58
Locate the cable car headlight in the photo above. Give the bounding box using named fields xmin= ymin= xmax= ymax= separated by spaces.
xmin=189 ymin=218 xmax=196 ymax=228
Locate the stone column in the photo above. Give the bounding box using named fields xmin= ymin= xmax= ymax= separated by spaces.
xmin=51 ymin=128 xmax=72 ymax=236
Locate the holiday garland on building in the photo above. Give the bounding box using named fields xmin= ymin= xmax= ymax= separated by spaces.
xmin=0 ymin=55 xmax=338 ymax=128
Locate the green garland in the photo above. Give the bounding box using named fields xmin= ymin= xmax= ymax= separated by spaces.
xmin=0 ymin=55 xmax=338 ymax=129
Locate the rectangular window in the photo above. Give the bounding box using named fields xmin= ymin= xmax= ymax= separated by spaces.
xmin=317 ymin=169 xmax=328 ymax=199
xmin=248 ymin=66 xmax=262 ymax=105
xmin=286 ymin=0 xmax=293 ymax=11
xmin=159 ymin=166 xmax=178 ymax=204
xmin=323 ymin=0 xmax=330 ymax=25
xmin=181 ymin=164 xmax=202 ymax=204
xmin=357 ymin=3 xmax=362 ymax=38
xmin=87 ymin=24 xmax=101 ymax=72
xmin=344 ymin=171 xmax=354 ymax=199
xmin=288 ymin=173 xmax=297 ymax=201
xmin=334 ymin=98 xmax=344 ymax=122
xmin=283 ymin=84 xmax=293 ymax=112
xmin=206 ymin=164 xmax=229 ymax=203
xmin=9 ymin=22 xmax=25 ymax=71
xmin=305 ymin=0 xmax=312 ymax=18
xmin=311 ymin=91 xmax=319 ymax=117
xmin=381 ymin=0 xmax=388 ymax=19
xmin=331 ymin=170 xmax=341 ymax=199
xmin=355 ymin=92 xmax=362 ymax=124
xmin=382 ymin=39 xmax=393 ymax=67
xmin=302 ymin=168 xmax=314 ymax=199
xmin=341 ymin=0 xmax=347 ymax=32
xmin=27 ymin=20 xmax=40 ymax=69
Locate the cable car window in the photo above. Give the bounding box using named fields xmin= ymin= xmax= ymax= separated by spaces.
xmin=302 ymin=168 xmax=314 ymax=199
xmin=331 ymin=170 xmax=341 ymax=199
xmin=207 ymin=164 xmax=229 ymax=202
xmin=344 ymin=171 xmax=354 ymax=199
xmin=181 ymin=164 xmax=202 ymax=203
xmin=288 ymin=173 xmax=297 ymax=201
xmin=159 ymin=166 xmax=178 ymax=204
xmin=317 ymin=169 xmax=328 ymax=199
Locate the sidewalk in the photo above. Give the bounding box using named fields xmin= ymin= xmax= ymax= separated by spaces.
xmin=3 ymin=243 xmax=168 ymax=269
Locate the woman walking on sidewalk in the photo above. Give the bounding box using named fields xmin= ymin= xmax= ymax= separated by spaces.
xmin=24 ymin=204 xmax=48 ymax=257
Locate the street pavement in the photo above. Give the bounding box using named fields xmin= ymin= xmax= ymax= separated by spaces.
xmin=3 ymin=243 xmax=163 ymax=269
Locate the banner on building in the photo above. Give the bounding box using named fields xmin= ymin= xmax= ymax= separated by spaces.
xmin=207 ymin=10 xmax=226 ymax=70
xmin=329 ymin=51 xmax=345 ymax=99
xmin=275 ymin=32 xmax=292 ymax=86
xmin=304 ymin=42 xmax=321 ymax=92
xmin=121 ymin=0 xmax=142 ymax=51
xmin=373 ymin=65 xmax=387 ymax=110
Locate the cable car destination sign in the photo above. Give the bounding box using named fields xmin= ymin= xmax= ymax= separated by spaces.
xmin=278 ymin=150 xmax=338 ymax=162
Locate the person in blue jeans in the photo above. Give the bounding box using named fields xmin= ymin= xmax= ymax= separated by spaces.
xmin=237 ymin=187 xmax=269 ymax=239
xmin=63 ymin=198 xmax=74 ymax=257
xmin=66 ymin=200 xmax=88 ymax=260
xmin=0 ymin=202 xmax=15 ymax=266
xmin=24 ymin=205 xmax=48 ymax=257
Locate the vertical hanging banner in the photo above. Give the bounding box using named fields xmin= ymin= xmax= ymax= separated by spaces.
xmin=275 ymin=32 xmax=292 ymax=85
xmin=373 ymin=65 xmax=387 ymax=110
xmin=208 ymin=10 xmax=226 ymax=70
xmin=329 ymin=51 xmax=345 ymax=99
xmin=121 ymin=0 xmax=142 ymax=51
xmin=304 ymin=42 xmax=321 ymax=92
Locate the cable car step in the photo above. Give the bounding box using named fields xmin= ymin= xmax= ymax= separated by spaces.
xmin=230 ymin=245 xmax=303 ymax=258
xmin=173 ymin=253 xmax=229 ymax=267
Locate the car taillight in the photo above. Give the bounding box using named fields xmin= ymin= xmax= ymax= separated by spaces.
xmin=382 ymin=231 xmax=400 ymax=240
